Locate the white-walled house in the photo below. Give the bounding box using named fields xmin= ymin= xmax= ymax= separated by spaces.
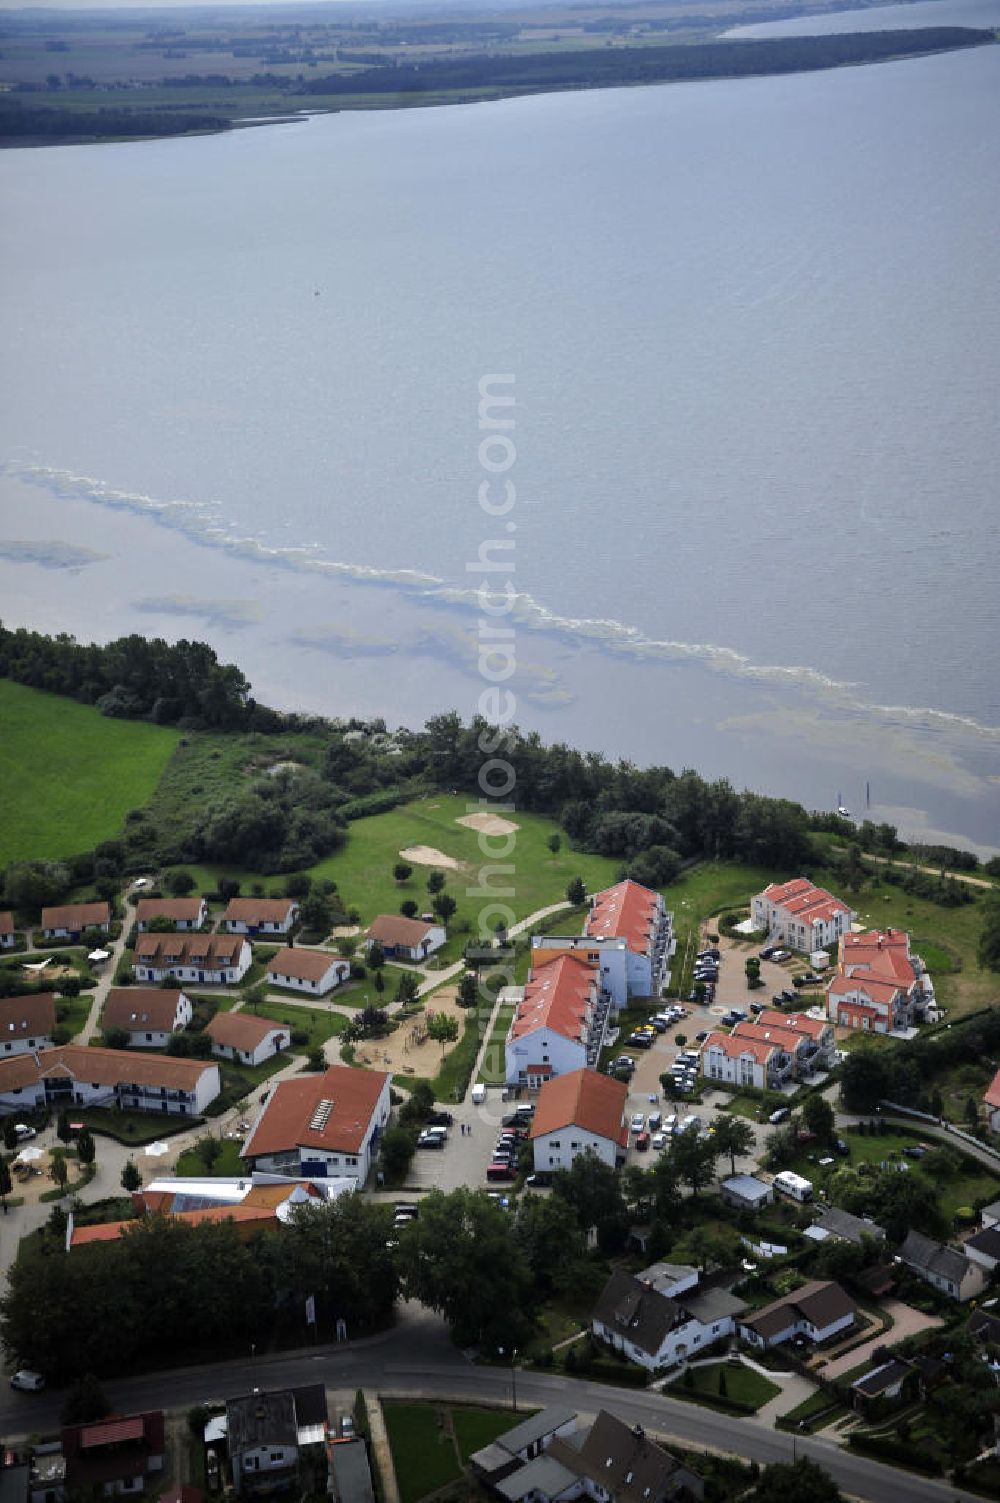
xmin=364 ymin=915 xmax=446 ymax=961
xmin=0 ymin=912 xmax=16 ymax=950
xmin=505 ymin=954 xmax=600 ymax=1087
xmin=753 ymin=1011 xmax=837 ymax=1070
xmin=222 ymin=898 xmax=299 ymax=935
xmin=265 ymin=947 xmax=350 ymax=997
xmin=827 ymin=928 xmax=931 ymax=1032
xmin=102 ymin=987 xmax=192 ymax=1047
xmin=0 ymin=992 xmax=56 ymax=1058
xmin=584 ymin=879 xmax=674 ymax=998
xmin=134 ymin=932 xmax=251 ymax=986
xmin=226 ymin=1390 xmax=300 ymax=1497
xmin=592 ymin=1267 xmax=746 ymax=1373
xmin=207 ymin=1011 xmax=291 ymax=1068
xmin=135 ymin=897 xmax=208 ymax=931
xmin=739 ymin=1281 xmax=858 ymax=1350
xmin=241 ymin=1065 xmax=391 ymax=1185
xmin=701 ymin=1031 xmax=777 ymax=1091
xmin=898 ymin=1230 xmax=988 ymax=1302
xmin=41 ymin=901 xmax=111 ymax=941
xmin=530 ymin=934 xmax=631 ymax=1009
xmin=0 ymin=1044 xmax=219 ymax=1116
xmin=530 ymin=1068 xmax=628 ymax=1173
xmin=751 ymin=879 xmax=855 ymax=952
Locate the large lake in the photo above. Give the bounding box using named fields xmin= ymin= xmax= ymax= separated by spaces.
xmin=1 ymin=0 xmax=998 ymax=851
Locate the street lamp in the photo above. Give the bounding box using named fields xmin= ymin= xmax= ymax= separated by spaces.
xmin=498 ymin=1346 xmax=518 ymax=1412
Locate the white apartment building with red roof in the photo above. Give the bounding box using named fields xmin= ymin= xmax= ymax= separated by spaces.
xmin=701 ymin=1030 xmax=781 ymax=1092
xmin=826 ymin=927 xmax=930 ymax=1033
xmin=530 ymin=1068 xmax=629 ymax=1172
xmin=752 ymin=878 xmax=855 ymax=953
xmin=505 ymin=953 xmax=601 ymax=1088
xmin=584 ymin=880 xmax=674 ymax=998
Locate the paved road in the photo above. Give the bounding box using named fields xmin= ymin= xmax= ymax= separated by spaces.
xmin=0 ymin=1317 xmax=981 ymax=1503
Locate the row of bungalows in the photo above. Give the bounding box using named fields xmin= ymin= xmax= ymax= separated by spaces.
xmin=135 ymin=896 xmax=209 ymax=931
xmin=134 ymin=932 xmax=252 ymax=986
xmin=364 ymin=914 xmax=446 ymax=961
xmin=0 ymin=992 xmax=57 ymax=1057
xmin=40 ymin=902 xmax=111 ymax=941
xmin=826 ymin=927 xmax=931 ymax=1033
xmin=506 ymin=879 xmax=674 ymax=1088
xmin=751 ymin=878 xmax=856 ymax=952
xmin=700 ymin=1011 xmax=836 ymax=1091
xmin=101 ymin=988 xmax=291 ymax=1065
xmin=0 ymin=1042 xmax=220 ymax=1116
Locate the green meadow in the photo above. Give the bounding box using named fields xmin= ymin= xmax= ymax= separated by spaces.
xmin=0 ymin=680 xmax=180 ymax=867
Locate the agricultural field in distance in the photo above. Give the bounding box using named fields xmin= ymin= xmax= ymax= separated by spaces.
xmin=0 ymin=680 xmax=179 ymax=867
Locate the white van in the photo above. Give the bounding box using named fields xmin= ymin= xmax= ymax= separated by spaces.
xmin=471 ymin=1083 xmax=486 ymax=1105
xmin=773 ymin=1170 xmax=813 ymax=1203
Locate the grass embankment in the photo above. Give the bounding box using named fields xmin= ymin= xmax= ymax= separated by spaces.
xmin=0 ymin=680 xmax=179 ymax=867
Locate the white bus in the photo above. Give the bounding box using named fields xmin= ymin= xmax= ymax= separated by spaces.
xmin=773 ymin=1170 xmax=813 ymax=1203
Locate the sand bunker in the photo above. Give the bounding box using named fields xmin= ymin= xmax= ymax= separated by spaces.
xmin=399 ymin=846 xmax=462 ymax=870
xmin=456 ymin=812 xmax=520 ymax=837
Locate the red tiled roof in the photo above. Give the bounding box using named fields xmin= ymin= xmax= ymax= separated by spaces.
xmin=35 ymin=1043 xmax=214 ymax=1092
xmin=70 ymin=1222 xmax=136 ymax=1247
xmin=136 ymin=898 xmax=204 ymax=924
xmin=0 ymin=991 xmax=56 ymax=1040
xmin=79 ymin=1417 xmax=145 ymax=1449
xmin=0 ymin=912 xmax=13 ymax=936
xmin=103 ymin=989 xmax=184 ymax=1033
xmin=703 ymin=1031 xmax=776 ymax=1066
xmin=0 ymin=1051 xmax=51 ymax=1090
xmin=266 ymin=947 xmax=344 ymax=983
xmin=510 ymin=954 xmax=596 ymax=1044
xmin=760 ymin=880 xmax=852 ymax=928
xmin=223 ymin=898 xmax=296 ymax=925
xmin=840 ymin=929 xmax=916 ymax=986
xmin=207 ymin=1011 xmax=290 ymax=1050
xmin=827 ymin=974 xmax=901 ymax=1004
xmin=731 ymin=1020 xmax=808 ymax=1054
xmin=134 ymin=933 xmax=244 ymax=966
xmin=755 ymin=1010 xmax=828 ymax=1039
xmin=985 ymin=1069 xmax=1000 ymax=1112
xmin=585 ymin=880 xmax=660 ymax=955
xmin=365 ymin=915 xmax=439 ymax=947
xmin=41 ymin=901 xmax=110 ymax=931
xmin=242 ymin=1065 xmax=388 ymax=1159
xmin=530 ymin=1068 xmax=627 ymax=1143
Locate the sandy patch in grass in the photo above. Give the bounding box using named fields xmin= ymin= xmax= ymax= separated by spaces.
xmin=330 ymin=925 xmax=360 ymax=938
xmin=399 ymin=845 xmax=462 ymax=870
xmin=456 ymin=812 xmax=520 ymax=837
xmin=353 ymin=986 xmax=466 ymax=1077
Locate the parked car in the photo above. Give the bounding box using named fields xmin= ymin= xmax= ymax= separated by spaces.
xmin=648 ymin=1111 xmax=662 ymax=1131
xmin=695 ymin=1030 xmax=709 ymax=1042
xmin=651 ymin=1132 xmax=667 ymax=1151
xmin=759 ymin=947 xmax=774 ymax=960
xmin=10 ymin=1371 xmax=44 ymax=1392
xmin=340 ymin=1415 xmax=355 ymax=1438
xmin=771 ymin=949 xmax=791 ymax=962
xmin=834 ymin=1139 xmax=851 ymax=1157
xmin=525 ymin=1171 xmax=552 ymax=1188
xmin=394 ymin=1202 xmax=419 ymax=1220
xmin=12 ymin=1125 xmax=36 ymax=1143
xmin=486 ymin=1161 xmax=515 ymax=1181
xmin=630 ymin=1113 xmax=646 ymax=1133
xmin=426 ymin=1110 xmax=454 ymax=1127
xmin=417 ymin=1131 xmax=444 ymax=1149
xmin=781 ymin=989 xmax=797 ymax=1003
xmin=635 ymin=1131 xmax=650 ymax=1152
xmin=648 ymin=1017 xmax=668 ymax=1033
xmin=628 ymin=1032 xmax=654 ymax=1049
xmin=768 ymin=1107 xmax=791 ymax=1125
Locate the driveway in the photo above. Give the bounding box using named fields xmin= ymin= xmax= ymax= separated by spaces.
xmin=819 ymin=1300 xmax=943 ymax=1380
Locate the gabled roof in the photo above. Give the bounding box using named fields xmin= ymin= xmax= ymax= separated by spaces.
xmin=226 ymin=1390 xmax=297 ymax=1454
xmin=576 ymin=1410 xmax=690 ymax=1503
xmin=134 ymin=932 xmax=244 ymax=966
xmin=966 ymin=1227 xmax=1000 ymax=1262
xmin=812 ymin=1207 xmax=885 ymax=1245
xmin=510 ymin=954 xmax=596 ymax=1044
xmin=0 ymin=912 xmax=13 ymax=936
xmin=703 ymin=1030 xmax=776 ymax=1066
xmin=585 ymin=880 xmax=661 ymax=955
xmin=488 ymin=1406 xmax=577 ymax=1457
xmin=826 ymin=973 xmax=902 ymax=1005
xmin=242 ymin=1065 xmax=388 ymax=1159
xmin=266 ymin=947 xmax=343 ymax=983
xmin=984 ymin=1068 xmax=1000 ymax=1112
xmin=223 ymin=898 xmax=297 ymax=925
xmin=208 ymin=1011 xmax=290 ymax=1051
xmin=530 ymin=1068 xmax=626 ymax=1144
xmin=0 ymin=991 xmax=56 ymax=1040
xmin=135 ymin=898 xmax=205 ymax=924
xmin=742 ymin=1280 xmax=856 ymax=1340
xmin=852 ymin=1358 xmax=914 ymax=1398
xmin=840 ymin=928 xmax=916 ymax=986
xmin=365 ymin=915 xmax=439 ymax=947
xmin=41 ymin=901 xmax=110 ymax=930
xmin=591 ymin=1269 xmax=681 ymax=1357
xmin=103 ymin=989 xmax=184 ymax=1033
xmin=758 ymin=879 xmax=852 ymax=928
xmin=731 ymin=1019 xmax=808 ymax=1054
xmin=899 ymin=1229 xmax=971 ymax=1285
xmin=34 ymin=1043 xmax=214 ymax=1092
xmin=755 ymin=1010 xmax=829 ymax=1039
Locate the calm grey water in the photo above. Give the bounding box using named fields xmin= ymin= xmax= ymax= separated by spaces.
xmin=1 ymin=0 xmax=998 ymax=850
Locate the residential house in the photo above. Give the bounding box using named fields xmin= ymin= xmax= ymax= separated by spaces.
xmin=470 ymin=1408 xmax=703 ymax=1503
xmin=134 ymin=932 xmax=251 ymax=986
xmin=207 ymin=1012 xmax=291 ymax=1068
xmin=729 ymin=1019 xmax=815 ymax=1083
xmin=963 ymin=1226 xmax=1000 ymax=1275
xmin=738 ymin=1280 xmax=857 ymax=1350
xmin=851 ymin=1358 xmax=918 ymax=1414
xmin=981 ymin=1199 xmax=1000 ymax=1232
xmin=592 ymin=1267 xmax=745 ymax=1373
xmin=363 ymin=915 xmax=445 ymax=961
xmin=226 ymin=1391 xmax=298 ymax=1497
xmin=807 ymin=1207 xmax=886 ymax=1247
xmin=827 ymin=928 xmax=930 ymax=1032
xmin=241 ymin=1065 xmax=391 ymax=1184
xmin=0 ymin=1044 xmax=220 ymax=1116
xmin=62 ymin=1411 xmax=165 ymax=1496
xmin=720 ymin=1174 xmax=774 ymax=1213
xmin=700 ymin=1030 xmax=778 ymax=1092
xmin=530 ymin=1068 xmax=628 ymax=1173
xmin=265 ymin=947 xmax=350 ymax=997
xmin=40 ymin=902 xmax=111 ymax=941
xmin=102 ymin=988 xmax=192 ymax=1047
xmin=898 ymin=1229 xmax=988 ymax=1301
xmin=751 ymin=879 xmax=855 ymax=952
xmin=0 ymin=993 xmax=56 ymax=1057
xmin=969 ymin=1309 xmax=1000 ymax=1349
xmin=222 ymin=898 xmax=299 ymax=936
xmin=984 ymin=1072 xmax=1000 ymax=1134
xmin=530 ymin=934 xmax=632 ymax=1010
xmin=505 ymin=953 xmax=602 ymax=1087
xmin=0 ymin=912 xmax=16 ymax=950
xmin=584 ymin=879 xmax=674 ymax=998
xmin=753 ymin=1011 xmax=837 ymax=1070
xmin=135 ymin=897 xmax=208 ymax=932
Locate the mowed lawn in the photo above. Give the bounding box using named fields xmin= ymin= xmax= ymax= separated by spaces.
xmin=382 ymin=1402 xmax=461 ymax=1503
xmin=0 ymin=680 xmax=179 ymax=866
xmin=307 ymin=794 xmax=621 ymax=940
